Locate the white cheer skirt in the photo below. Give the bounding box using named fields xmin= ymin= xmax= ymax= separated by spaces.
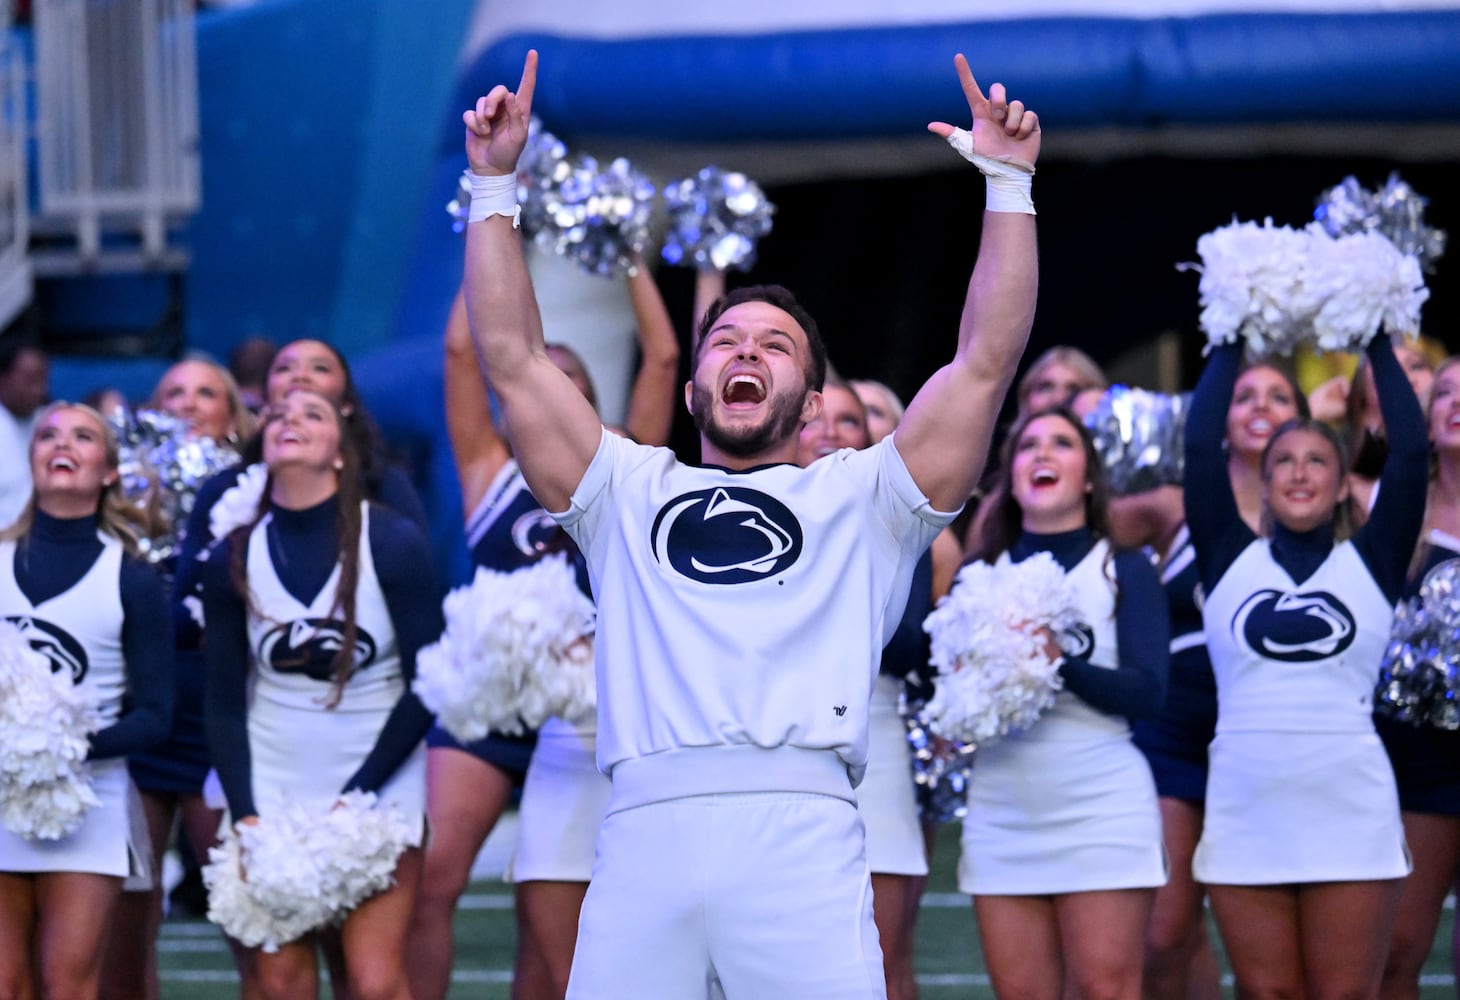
xmin=959 ymin=727 xmax=1166 ymax=895
xmin=1194 ymin=730 xmax=1409 ymax=885
xmin=854 ymin=674 xmax=927 ymax=877
xmin=508 ymin=716 xmax=611 ymax=883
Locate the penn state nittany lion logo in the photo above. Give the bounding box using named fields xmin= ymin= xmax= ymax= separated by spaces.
xmin=4 ymin=614 xmax=89 ymax=683
xmin=1231 ymin=589 xmax=1357 ymax=662
xmin=512 ymin=508 xmax=567 ymax=558
xmin=1058 ymin=621 xmax=1096 ymax=659
xmin=257 ymin=619 xmax=378 ymax=682
xmin=650 ymin=487 xmax=803 ymax=585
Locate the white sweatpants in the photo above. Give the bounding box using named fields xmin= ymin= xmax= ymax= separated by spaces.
xmin=567 ymin=791 xmax=887 ymax=999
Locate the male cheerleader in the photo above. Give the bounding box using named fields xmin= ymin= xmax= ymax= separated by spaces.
xmin=461 ymin=50 xmax=1040 ymax=999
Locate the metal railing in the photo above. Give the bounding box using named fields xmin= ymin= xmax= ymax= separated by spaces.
xmin=31 ymin=0 xmax=199 ymax=274
xmin=0 ymin=0 xmax=32 ymax=325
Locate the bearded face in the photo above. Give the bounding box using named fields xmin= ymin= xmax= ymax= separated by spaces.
xmin=690 ymin=377 xmax=809 ymax=459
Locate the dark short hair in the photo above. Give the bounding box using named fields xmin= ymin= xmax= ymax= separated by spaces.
xmin=695 ymin=285 xmax=828 ymax=393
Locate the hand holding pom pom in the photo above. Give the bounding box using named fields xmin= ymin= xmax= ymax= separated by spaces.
xmin=0 ymin=621 xmax=104 ymax=840
xmin=413 ymin=554 xmax=596 ymax=740
xmin=921 ymin=553 xmax=1080 ymax=745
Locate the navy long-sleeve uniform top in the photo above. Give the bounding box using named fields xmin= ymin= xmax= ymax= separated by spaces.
xmin=173 ymin=461 xmax=428 ymax=650
xmin=10 ymin=511 xmax=174 ymax=759
xmin=1010 ymin=527 xmax=1170 ymax=720
xmin=201 ymin=498 xmax=443 ymax=821
xmin=1184 ymin=338 xmax=1427 ymax=605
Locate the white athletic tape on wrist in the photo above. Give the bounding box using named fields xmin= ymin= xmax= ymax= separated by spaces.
xmin=944 ymin=128 xmax=1036 ymax=215
xmin=466 ymin=170 xmax=521 ymax=227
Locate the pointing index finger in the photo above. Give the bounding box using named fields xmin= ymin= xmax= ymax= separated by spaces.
xmin=954 ymin=53 xmax=988 ymax=112
xmin=517 ymin=49 xmax=539 ymax=118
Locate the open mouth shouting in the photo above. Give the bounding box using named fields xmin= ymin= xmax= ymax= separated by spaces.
xmin=722 ymin=372 xmax=768 ymax=409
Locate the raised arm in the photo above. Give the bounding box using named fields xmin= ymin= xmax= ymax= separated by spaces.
xmin=1183 ymin=343 xmax=1253 ymax=590
xmin=894 ymin=55 xmax=1040 ymax=513
xmin=443 ymin=286 xmax=511 ymax=516
xmin=462 ymin=50 xmax=603 ymax=512
xmin=1353 ymin=335 xmax=1429 ymax=601
xmin=619 ymin=252 xmax=682 ymax=447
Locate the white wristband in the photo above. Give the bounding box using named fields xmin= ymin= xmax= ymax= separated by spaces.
xmin=944 ymin=128 xmax=1036 ymax=215
xmin=466 ymin=170 xmax=521 ymax=227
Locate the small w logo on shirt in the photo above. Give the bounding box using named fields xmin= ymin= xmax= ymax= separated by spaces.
xmin=833 ymin=705 xmax=847 ymax=717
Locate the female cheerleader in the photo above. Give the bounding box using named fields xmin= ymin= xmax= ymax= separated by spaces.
xmin=201 ymin=389 xmax=441 ymax=1000
xmin=409 ymin=258 xmax=680 ymax=1000
xmin=959 ymin=406 xmax=1169 ymax=1000
xmin=105 ymin=357 xmax=255 ymax=1000
xmin=0 ymin=403 xmax=173 ymax=1000
xmin=1185 ymin=334 xmax=1426 ymax=1000
xmin=1121 ymin=361 xmax=1306 ymax=1000
xmin=1376 ymin=355 xmax=1460 ymax=1000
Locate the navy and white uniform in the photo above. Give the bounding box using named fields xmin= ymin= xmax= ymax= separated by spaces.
xmin=1375 ymin=531 xmax=1460 ymax=817
xmin=203 ymin=500 xmax=440 ymax=845
xmin=427 ymin=459 xmax=589 ymax=782
xmin=556 ymin=431 xmax=954 ymax=999
xmin=0 ymin=512 xmax=172 ymax=876
xmin=466 ymin=461 xmax=610 ymax=884
xmin=959 ymin=530 xmax=1169 ymax=895
xmin=1185 ymin=338 xmax=1426 ymax=885
xmin=1132 ymin=524 xmax=1217 ymax=804
xmin=856 ymin=549 xmax=932 ymax=877
xmin=133 ymin=457 xmax=427 ymax=797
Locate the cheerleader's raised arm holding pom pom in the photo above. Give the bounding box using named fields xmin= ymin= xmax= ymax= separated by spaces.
xmin=1183 ymin=330 xmax=1428 ymax=999
xmin=0 ymin=402 xmax=173 ymax=1000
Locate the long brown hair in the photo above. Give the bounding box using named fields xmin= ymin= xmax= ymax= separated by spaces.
xmin=229 ymin=394 xmax=365 ymax=708
xmin=970 ymin=407 xmax=1111 ymax=564
xmin=0 ymin=402 xmax=153 ymax=556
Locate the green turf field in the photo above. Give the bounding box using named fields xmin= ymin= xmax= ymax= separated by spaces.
xmin=159 ymin=823 xmax=1457 ymax=998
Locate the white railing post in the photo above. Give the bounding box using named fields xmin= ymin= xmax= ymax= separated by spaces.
xmin=31 ymin=0 xmax=199 ymax=275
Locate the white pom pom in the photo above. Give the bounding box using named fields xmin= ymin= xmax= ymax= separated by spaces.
xmin=921 ymin=553 xmax=1079 ymax=745
xmin=203 ymin=793 xmax=415 ymax=952
xmin=209 ymin=463 xmax=268 ymax=542
xmin=0 ymin=621 xmax=104 ymax=840
xmin=1187 ymin=218 xmax=1429 ymax=356
xmin=413 ymin=555 xmax=596 ymax=740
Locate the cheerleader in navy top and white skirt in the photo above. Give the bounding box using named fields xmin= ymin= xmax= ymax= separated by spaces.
xmin=201 ymin=389 xmax=441 ymax=1000
xmin=1375 ymin=356 xmax=1460 ymax=1000
xmin=958 ymin=408 xmax=1168 ymax=1000
xmin=1185 ymin=335 xmax=1426 ymax=1000
xmin=0 ymin=402 xmax=172 ymax=1000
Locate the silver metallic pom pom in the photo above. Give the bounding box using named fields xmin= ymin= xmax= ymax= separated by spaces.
xmin=901 ymin=693 xmax=976 ymax=824
xmin=110 ymin=408 xmax=241 ymax=564
xmin=528 ymin=153 xmax=654 ymax=278
xmin=661 ymin=166 xmax=776 ymax=273
xmin=1374 ymin=561 xmax=1460 ymax=729
xmin=1083 ymin=386 xmax=1189 ymax=497
xmin=1315 ymin=173 xmax=1448 ymax=274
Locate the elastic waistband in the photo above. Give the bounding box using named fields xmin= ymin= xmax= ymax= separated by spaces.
xmin=607 ymin=745 xmax=855 ymax=814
